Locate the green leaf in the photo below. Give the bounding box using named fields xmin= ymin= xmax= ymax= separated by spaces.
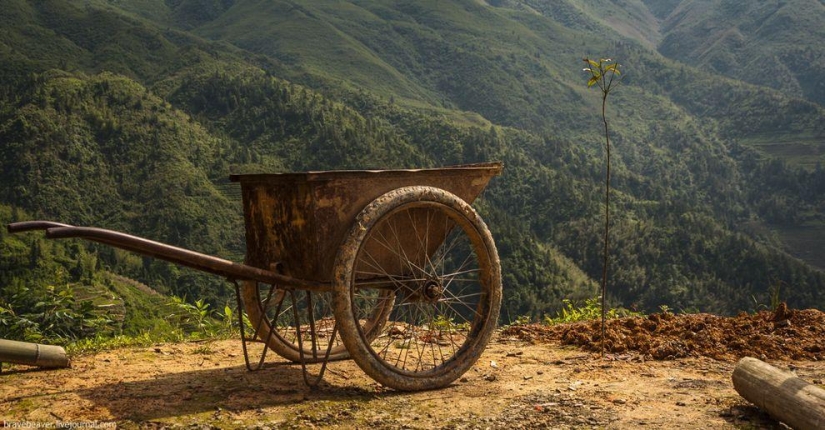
xmin=604 ymin=63 xmax=616 ymax=72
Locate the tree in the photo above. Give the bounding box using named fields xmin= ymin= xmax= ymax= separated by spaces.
xmin=582 ymin=58 xmax=621 ymax=354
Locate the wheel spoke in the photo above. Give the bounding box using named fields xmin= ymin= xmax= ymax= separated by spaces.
xmin=358 ymin=209 xmax=479 ymax=370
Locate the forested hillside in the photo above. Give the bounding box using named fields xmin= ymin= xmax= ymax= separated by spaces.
xmin=1 ymin=0 xmax=824 ymax=341
xmin=649 ymin=0 xmax=825 ymax=107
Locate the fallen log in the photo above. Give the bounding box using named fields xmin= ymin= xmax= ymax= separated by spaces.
xmin=732 ymin=356 xmax=825 ymax=430
xmin=0 ymin=338 xmax=70 ymax=369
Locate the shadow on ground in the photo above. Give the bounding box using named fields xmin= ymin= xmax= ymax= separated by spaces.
xmin=66 ymin=362 xmax=380 ymax=421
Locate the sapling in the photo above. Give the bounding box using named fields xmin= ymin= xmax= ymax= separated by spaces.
xmin=583 ymin=58 xmax=621 ymax=355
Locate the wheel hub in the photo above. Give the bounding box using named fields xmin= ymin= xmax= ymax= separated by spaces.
xmin=422 ymin=280 xmax=444 ymax=302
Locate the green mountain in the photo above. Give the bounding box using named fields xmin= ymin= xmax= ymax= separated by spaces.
xmin=647 ymin=0 xmax=825 ymax=170
xmin=650 ymin=0 xmax=825 ymax=107
xmin=1 ymin=0 xmax=824 ymax=340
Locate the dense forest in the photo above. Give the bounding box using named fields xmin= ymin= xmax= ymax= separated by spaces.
xmin=1 ymin=0 xmax=824 ymax=342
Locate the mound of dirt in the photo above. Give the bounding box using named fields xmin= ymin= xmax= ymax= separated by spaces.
xmin=502 ymin=305 xmax=825 ymax=361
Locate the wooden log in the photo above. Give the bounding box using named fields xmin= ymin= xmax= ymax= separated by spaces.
xmin=732 ymin=356 xmax=825 ymax=430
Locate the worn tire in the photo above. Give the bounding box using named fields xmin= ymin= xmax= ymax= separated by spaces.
xmin=333 ymin=186 xmax=501 ymax=390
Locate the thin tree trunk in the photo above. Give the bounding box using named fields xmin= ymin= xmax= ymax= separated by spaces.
xmin=600 ymin=93 xmax=610 ymax=356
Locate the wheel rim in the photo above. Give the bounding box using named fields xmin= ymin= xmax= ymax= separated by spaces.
xmin=349 ymin=200 xmax=494 ymax=377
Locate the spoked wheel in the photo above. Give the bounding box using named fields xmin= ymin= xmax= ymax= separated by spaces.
xmin=241 ymin=281 xmax=346 ymax=362
xmin=333 ymin=186 xmax=501 ymax=391
xmin=241 ymin=279 xmax=394 ymax=363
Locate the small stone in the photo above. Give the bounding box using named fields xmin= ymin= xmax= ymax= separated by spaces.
xmin=613 ymin=399 xmax=627 ymax=405
xmin=460 ymin=377 xmax=469 ymax=383
xmin=676 ymin=401 xmax=687 ymax=406
xmin=485 ymin=374 xmax=497 ymax=382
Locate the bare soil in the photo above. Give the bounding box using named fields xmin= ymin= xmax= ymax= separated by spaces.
xmin=2 ymin=306 xmax=824 ymax=429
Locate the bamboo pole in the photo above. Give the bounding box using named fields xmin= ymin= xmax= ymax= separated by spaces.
xmin=0 ymin=339 xmax=70 ymax=369
xmin=732 ymin=357 xmax=825 ymax=430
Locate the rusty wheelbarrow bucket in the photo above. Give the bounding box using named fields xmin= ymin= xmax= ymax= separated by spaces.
xmin=9 ymin=162 xmax=503 ymax=391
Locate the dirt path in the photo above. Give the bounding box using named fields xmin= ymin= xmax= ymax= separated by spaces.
xmin=3 ymin=332 xmax=822 ymax=429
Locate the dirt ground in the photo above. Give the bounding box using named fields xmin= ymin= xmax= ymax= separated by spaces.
xmin=2 ymin=307 xmax=824 ymax=429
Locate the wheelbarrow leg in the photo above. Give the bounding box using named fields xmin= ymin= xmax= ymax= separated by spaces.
xmin=239 ymin=279 xmax=349 ymax=363
xmin=233 ymin=280 xmax=271 ymax=371
xmin=233 ymin=280 xmax=337 ymax=388
xmin=290 ymin=290 xmax=338 ymax=389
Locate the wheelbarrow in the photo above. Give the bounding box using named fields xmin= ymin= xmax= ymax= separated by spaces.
xmin=7 ymin=162 xmax=503 ymax=391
